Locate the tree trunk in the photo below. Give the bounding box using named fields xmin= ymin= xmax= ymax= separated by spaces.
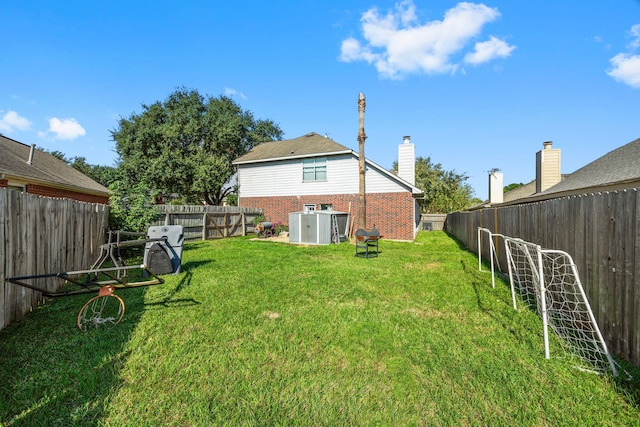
xmin=357 ymin=92 xmax=367 ymax=230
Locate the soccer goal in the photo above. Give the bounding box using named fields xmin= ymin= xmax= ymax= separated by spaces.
xmin=477 ymin=227 xmax=505 ymax=289
xmin=503 ymin=236 xmax=618 ymax=376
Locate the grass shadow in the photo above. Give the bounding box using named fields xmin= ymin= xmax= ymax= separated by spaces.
xmin=144 ymin=270 xmax=200 ymax=309
xmin=180 ymin=259 xmax=214 ymax=272
xmin=462 ymin=259 xmax=640 ymax=408
xmin=0 ymin=286 xmax=148 ymax=425
xmin=444 ymin=230 xmax=477 ymax=253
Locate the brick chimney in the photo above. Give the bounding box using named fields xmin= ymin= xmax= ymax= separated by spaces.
xmin=488 ymin=169 xmax=503 ymax=204
xmin=536 ymin=141 xmax=561 ymax=193
xmin=398 ymin=135 xmax=415 ymax=186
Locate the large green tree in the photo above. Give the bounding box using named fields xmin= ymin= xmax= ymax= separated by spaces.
xmin=42 ymin=149 xmax=117 ymax=187
xmin=111 ymin=88 xmax=283 ymax=205
xmin=392 ymin=156 xmax=480 ymax=213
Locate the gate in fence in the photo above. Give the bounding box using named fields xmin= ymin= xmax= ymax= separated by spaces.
xmin=152 ymin=205 xmax=263 ymax=240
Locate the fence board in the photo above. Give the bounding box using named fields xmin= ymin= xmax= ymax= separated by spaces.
xmin=0 ymin=189 xmax=108 ymax=332
xmin=0 ymin=191 xmax=5 ymax=330
xmin=620 ymin=190 xmax=635 ymax=358
xmin=633 ymin=190 xmax=640 ymax=367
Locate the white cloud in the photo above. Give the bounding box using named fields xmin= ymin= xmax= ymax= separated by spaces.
xmin=465 ymin=35 xmax=516 ymax=65
xmin=607 ymin=24 xmax=640 ymax=88
xmin=224 ymin=88 xmax=247 ymax=100
xmin=339 ymin=1 xmax=515 ymax=79
xmin=48 ymin=117 xmax=86 ymax=140
xmin=630 ymin=24 xmax=640 ymax=49
xmin=0 ymin=110 xmax=31 ymax=133
xmin=607 ymin=53 xmax=640 ymax=88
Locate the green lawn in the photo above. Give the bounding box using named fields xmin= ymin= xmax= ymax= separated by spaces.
xmin=1 ymin=232 xmax=639 ymax=426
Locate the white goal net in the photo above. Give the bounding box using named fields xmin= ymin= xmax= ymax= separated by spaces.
xmin=482 ymin=231 xmax=619 ymax=376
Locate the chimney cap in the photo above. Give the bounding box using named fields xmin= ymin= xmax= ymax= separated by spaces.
xmin=403 ymin=135 xmax=411 ymax=143
xmin=543 ymin=141 xmax=553 ymax=148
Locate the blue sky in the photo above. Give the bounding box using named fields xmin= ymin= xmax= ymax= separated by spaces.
xmin=2 ymin=1 xmax=639 ymax=200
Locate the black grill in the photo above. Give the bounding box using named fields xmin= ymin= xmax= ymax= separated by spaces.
xmin=355 ymin=228 xmax=381 ymax=258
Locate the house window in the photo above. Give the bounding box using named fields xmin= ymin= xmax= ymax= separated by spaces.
xmin=320 ymin=204 xmax=333 ymax=211
xmin=303 ymin=157 xmax=327 ymax=182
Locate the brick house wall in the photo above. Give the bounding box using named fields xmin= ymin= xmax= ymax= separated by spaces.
xmin=240 ymin=191 xmax=417 ymax=241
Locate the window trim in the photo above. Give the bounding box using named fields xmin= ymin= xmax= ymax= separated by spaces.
xmin=302 ymin=157 xmax=327 ymax=182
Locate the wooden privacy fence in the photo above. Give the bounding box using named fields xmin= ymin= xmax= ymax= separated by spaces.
xmin=152 ymin=205 xmax=263 ymax=240
xmin=419 ymin=214 xmax=447 ymax=231
xmin=446 ymin=188 xmax=640 ymax=367
xmin=0 ymin=189 xmax=109 ymax=331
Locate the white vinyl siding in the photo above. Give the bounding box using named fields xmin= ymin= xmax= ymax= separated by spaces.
xmin=237 ymin=154 xmax=410 ymax=198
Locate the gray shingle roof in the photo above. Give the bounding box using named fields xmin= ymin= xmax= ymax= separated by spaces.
xmin=0 ymin=135 xmax=110 ymax=196
xmin=233 ymin=131 xmax=423 ymax=196
xmin=542 ymin=137 xmax=640 ymax=195
xmin=233 ymin=132 xmax=353 ymax=164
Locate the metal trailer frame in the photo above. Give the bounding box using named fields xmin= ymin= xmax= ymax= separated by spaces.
xmin=5 ymin=229 xmax=173 ymax=330
xmin=6 ymin=264 xmax=164 ymax=298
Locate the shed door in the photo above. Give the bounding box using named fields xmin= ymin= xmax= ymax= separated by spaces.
xmin=301 ymin=214 xmax=317 ymax=243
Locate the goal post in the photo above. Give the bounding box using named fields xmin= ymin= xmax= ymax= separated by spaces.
xmin=539 ymin=249 xmax=618 ymax=376
xmin=504 ymin=237 xmax=550 ymax=359
xmin=501 ymin=234 xmax=618 ymax=375
xmin=477 ymin=227 xmax=505 ymax=289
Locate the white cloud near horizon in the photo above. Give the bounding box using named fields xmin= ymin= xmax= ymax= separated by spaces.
xmin=607 ymin=24 xmax=640 ymax=89
xmin=630 ymin=24 xmax=640 ymax=49
xmin=0 ymin=110 xmax=31 ymax=133
xmin=48 ymin=117 xmax=86 ymax=140
xmin=225 ymin=87 xmax=247 ymax=100
xmin=339 ymin=1 xmax=515 ymax=79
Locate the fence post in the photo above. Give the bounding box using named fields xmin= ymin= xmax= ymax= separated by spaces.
xmin=202 ymin=212 xmax=207 ymax=240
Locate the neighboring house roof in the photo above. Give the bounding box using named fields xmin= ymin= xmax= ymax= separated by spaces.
xmin=491 ymin=137 xmax=640 ymax=207
xmin=0 ymin=135 xmax=110 ymax=197
xmin=503 ymin=180 xmax=536 ymax=203
xmin=502 ymin=175 xmax=570 ymax=203
xmin=233 ymin=132 xmax=423 ymax=196
xmin=541 ymin=137 xmax=640 ymax=196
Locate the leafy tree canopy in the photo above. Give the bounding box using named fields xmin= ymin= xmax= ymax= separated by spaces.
xmin=503 ymin=182 xmax=524 ymax=193
xmin=111 ymin=87 xmax=283 ymax=205
xmin=40 ymin=148 xmax=117 ymax=187
xmin=392 ymin=156 xmax=480 ymax=213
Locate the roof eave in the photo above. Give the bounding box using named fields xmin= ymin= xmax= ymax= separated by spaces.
xmin=0 ymin=172 xmax=110 ymax=197
xmin=233 ymin=149 xmax=354 ymax=165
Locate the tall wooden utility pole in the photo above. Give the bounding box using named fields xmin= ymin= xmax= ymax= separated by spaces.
xmin=357 ymin=92 xmax=367 ymax=230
